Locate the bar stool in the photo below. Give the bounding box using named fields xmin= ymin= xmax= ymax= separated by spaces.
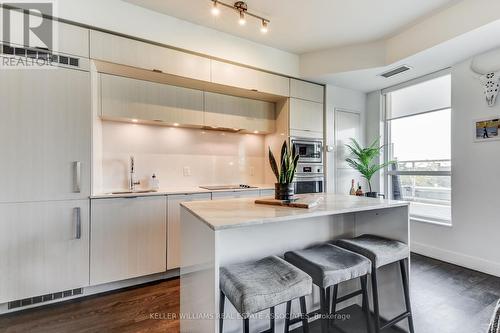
xmin=336 ymin=235 xmax=415 ymax=333
xmin=284 ymin=243 xmax=373 ymax=333
xmin=219 ymin=255 xmax=312 ymax=333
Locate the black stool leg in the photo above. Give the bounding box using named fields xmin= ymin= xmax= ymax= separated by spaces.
xmin=243 ymin=318 xmax=249 ymax=333
xmin=219 ymin=291 xmax=225 ymax=333
xmin=319 ymin=288 xmax=328 ymax=333
xmin=400 ymin=259 xmax=415 ymax=333
xmin=361 ymin=275 xmax=372 ymax=333
xmin=285 ymin=300 xmax=292 ymax=332
xmin=270 ymin=306 xmax=275 ymax=333
xmin=299 ymin=296 xmax=310 ymax=333
xmin=329 ymin=284 xmax=338 ymax=328
xmin=371 ymin=268 xmax=381 ymax=333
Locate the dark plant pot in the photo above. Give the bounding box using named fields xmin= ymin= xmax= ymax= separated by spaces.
xmin=275 ymin=183 xmax=295 ymax=201
xmin=365 ymin=192 xmax=378 ymax=198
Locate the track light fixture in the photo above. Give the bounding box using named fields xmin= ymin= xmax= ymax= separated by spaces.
xmin=210 ymin=0 xmax=270 ymax=34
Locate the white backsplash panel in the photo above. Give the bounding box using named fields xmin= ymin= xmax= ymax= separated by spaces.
xmin=101 ymin=121 xmax=266 ymax=191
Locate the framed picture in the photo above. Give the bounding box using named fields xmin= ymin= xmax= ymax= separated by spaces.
xmin=475 ymin=117 xmax=500 ymax=142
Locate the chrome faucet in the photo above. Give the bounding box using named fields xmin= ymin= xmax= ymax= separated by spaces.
xmin=129 ymin=156 xmax=141 ymax=191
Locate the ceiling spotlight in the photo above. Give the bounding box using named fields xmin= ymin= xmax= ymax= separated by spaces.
xmin=238 ymin=11 xmax=246 ymax=25
xmin=211 ymin=1 xmax=220 ymax=16
xmin=260 ymin=20 xmax=268 ymax=34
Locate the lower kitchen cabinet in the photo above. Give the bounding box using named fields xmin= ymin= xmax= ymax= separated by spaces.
xmin=211 ymin=190 xmax=261 ymax=200
xmin=0 ymin=200 xmax=90 ymax=303
xmin=90 ymin=196 xmax=167 ymax=285
xmin=167 ymin=193 xmax=211 ymax=270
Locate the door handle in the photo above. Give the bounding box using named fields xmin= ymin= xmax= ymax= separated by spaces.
xmin=73 ymin=161 xmax=81 ymax=193
xmin=74 ymin=207 xmax=81 ymax=239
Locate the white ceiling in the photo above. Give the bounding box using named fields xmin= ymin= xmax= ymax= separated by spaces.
xmin=123 ymin=0 xmax=459 ymax=54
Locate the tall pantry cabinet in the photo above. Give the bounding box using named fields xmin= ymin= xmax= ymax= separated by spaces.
xmin=0 ymin=15 xmax=91 ymax=303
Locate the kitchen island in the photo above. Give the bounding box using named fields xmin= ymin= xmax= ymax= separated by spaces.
xmin=180 ymin=194 xmax=410 ymax=333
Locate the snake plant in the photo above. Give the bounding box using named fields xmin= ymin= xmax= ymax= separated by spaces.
xmin=269 ymin=141 xmax=299 ymax=184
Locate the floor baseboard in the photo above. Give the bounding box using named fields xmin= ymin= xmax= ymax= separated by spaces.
xmin=411 ymin=241 xmax=500 ymax=277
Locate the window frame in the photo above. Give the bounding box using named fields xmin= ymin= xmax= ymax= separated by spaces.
xmin=382 ymin=70 xmax=452 ymax=225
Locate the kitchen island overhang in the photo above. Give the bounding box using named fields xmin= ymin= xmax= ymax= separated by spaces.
xmin=179 ymin=194 xmax=410 ymax=333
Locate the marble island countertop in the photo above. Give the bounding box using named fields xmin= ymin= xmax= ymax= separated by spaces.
xmin=90 ymin=184 xmax=274 ymax=199
xmin=181 ymin=193 xmax=409 ymax=231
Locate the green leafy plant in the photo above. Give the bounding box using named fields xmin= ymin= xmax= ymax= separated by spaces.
xmin=269 ymin=141 xmax=299 ymax=184
xmin=345 ymin=138 xmax=395 ymax=193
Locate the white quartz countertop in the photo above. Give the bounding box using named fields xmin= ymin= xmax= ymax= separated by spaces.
xmin=181 ymin=193 xmax=409 ymax=231
xmin=90 ymin=184 xmax=274 ymax=199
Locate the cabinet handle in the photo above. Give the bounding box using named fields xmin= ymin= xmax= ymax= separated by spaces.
xmin=74 ymin=207 xmax=81 ymax=239
xmin=73 ymin=161 xmax=81 ymax=193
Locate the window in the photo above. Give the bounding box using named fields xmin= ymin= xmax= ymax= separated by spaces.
xmin=385 ymin=73 xmax=452 ymax=225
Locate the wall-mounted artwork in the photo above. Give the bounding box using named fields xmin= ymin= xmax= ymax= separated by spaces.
xmin=475 ymin=117 xmax=500 ymax=142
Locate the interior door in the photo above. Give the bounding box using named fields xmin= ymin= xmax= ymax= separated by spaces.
xmin=335 ymin=109 xmax=362 ymax=194
xmin=0 ymin=67 xmax=91 ymax=203
xmin=0 ymin=200 xmax=90 ymax=303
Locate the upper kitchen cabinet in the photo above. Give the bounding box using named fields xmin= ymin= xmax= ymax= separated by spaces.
xmin=289 ymin=98 xmax=324 ymax=139
xmin=290 ymin=79 xmax=324 ymax=103
xmin=90 ymin=30 xmax=211 ymax=82
xmin=211 ymin=60 xmax=290 ymax=98
xmin=0 ymin=67 xmax=91 ymax=203
xmin=0 ymin=8 xmax=89 ymax=57
xmin=0 ymin=200 xmax=90 ymax=303
xmin=100 ymin=74 xmax=205 ymax=126
xmin=204 ymin=92 xmax=276 ymax=133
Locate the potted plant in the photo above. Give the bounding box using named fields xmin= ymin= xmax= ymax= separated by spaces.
xmin=345 ymin=138 xmax=395 ymax=198
xmin=269 ymin=141 xmax=299 ymax=201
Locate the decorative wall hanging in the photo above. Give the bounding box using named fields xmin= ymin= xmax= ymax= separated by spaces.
xmin=470 ymin=59 xmax=500 ymax=107
xmin=474 ymin=117 xmax=500 ymax=142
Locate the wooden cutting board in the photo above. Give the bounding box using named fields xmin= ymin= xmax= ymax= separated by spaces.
xmin=255 ymin=196 xmax=324 ymax=209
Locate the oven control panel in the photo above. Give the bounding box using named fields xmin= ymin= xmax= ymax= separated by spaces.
xmin=297 ymin=164 xmax=323 ymax=174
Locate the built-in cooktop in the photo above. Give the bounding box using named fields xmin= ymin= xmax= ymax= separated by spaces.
xmin=199 ymin=184 xmax=257 ymax=190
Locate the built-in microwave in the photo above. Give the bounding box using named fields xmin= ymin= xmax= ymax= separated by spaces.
xmin=294 ymin=176 xmax=324 ymax=194
xmin=291 ymin=138 xmax=323 ymax=164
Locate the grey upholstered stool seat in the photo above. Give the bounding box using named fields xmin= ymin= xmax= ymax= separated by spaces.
xmin=336 ymin=235 xmax=414 ymax=333
xmin=284 ymin=244 xmax=372 ymax=333
xmin=284 ymin=243 xmax=371 ymax=288
xmin=219 ymin=255 xmax=312 ymax=333
xmin=335 ymin=234 xmax=409 ymax=268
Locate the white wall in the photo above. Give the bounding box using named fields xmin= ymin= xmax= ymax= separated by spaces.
xmin=56 ymin=0 xmax=299 ymax=76
xmin=98 ymin=122 xmax=266 ymax=192
xmin=410 ymin=48 xmax=500 ymax=276
xmin=325 ymin=85 xmax=367 ymax=193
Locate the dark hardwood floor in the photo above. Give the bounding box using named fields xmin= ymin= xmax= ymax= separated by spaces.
xmin=0 ymin=253 xmax=499 ymax=333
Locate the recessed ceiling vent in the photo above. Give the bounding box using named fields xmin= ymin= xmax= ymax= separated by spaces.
xmin=379 ymin=65 xmax=412 ymax=78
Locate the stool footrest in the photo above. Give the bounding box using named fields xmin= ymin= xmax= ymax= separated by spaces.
xmin=380 ymin=311 xmax=411 ymax=330
xmin=335 ymin=289 xmax=363 ymax=304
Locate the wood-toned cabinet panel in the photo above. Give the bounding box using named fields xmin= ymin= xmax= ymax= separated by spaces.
xmin=101 ymin=74 xmax=204 ymax=126
xmin=0 ymin=68 xmax=91 ymax=203
xmin=211 ymin=60 xmax=289 ymax=97
xmin=90 ymin=31 xmax=211 ymax=82
xmin=90 ymin=196 xmax=167 ymax=285
xmin=289 ymin=98 xmax=324 ymax=135
xmin=204 ymin=92 xmax=275 ymax=133
xmin=167 ymin=193 xmax=211 ymax=270
xmin=0 ymin=200 xmax=90 ymax=303
xmin=290 ymin=79 xmax=324 ymax=103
